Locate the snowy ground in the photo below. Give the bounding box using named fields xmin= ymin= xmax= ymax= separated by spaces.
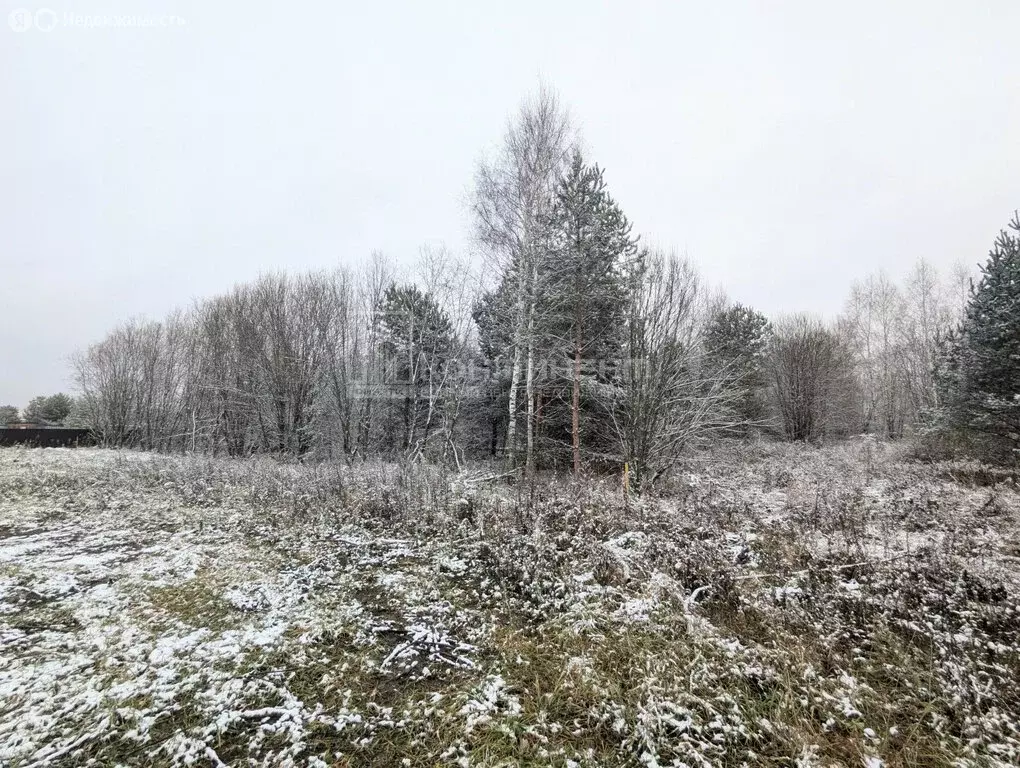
xmin=1 ymin=441 xmax=1018 ymax=767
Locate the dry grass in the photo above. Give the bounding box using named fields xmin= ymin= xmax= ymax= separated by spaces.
xmin=1 ymin=440 xmax=1019 ymax=766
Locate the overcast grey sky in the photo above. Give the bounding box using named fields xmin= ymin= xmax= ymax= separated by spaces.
xmin=2 ymin=1 xmax=1018 ymax=407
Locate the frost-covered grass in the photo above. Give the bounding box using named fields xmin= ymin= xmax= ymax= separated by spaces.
xmin=1 ymin=440 xmax=1018 ymax=767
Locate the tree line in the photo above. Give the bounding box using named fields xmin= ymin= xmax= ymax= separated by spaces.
xmin=66 ymin=89 xmax=1018 ymax=478
xmin=1 ymin=394 xmax=76 ymax=426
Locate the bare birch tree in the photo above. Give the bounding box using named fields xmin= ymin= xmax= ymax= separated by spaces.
xmin=472 ymin=86 xmax=571 ymax=473
xmin=840 ymin=272 xmax=906 ymax=436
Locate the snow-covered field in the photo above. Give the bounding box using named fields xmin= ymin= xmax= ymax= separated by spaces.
xmin=1 ymin=442 xmax=1018 ymax=767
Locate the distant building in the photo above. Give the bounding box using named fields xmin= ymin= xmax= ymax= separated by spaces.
xmin=0 ymin=426 xmax=94 ymax=447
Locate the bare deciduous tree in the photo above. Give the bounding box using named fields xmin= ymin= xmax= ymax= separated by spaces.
xmin=840 ymin=272 xmax=906 ymax=436
xmin=608 ymin=251 xmax=741 ymax=490
xmin=838 ymin=260 xmax=964 ymax=437
xmin=768 ymin=314 xmax=856 ymax=442
xmin=472 ymin=85 xmax=572 ymax=473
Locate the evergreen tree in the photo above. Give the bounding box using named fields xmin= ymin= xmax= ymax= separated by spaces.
xmin=376 ymin=284 xmax=453 ymax=452
xmin=954 ymin=213 xmax=1020 ymax=456
xmin=472 ymin=282 xmax=515 ymax=456
xmin=23 ymin=393 xmax=74 ymax=425
xmin=544 ymin=150 xmax=639 ymax=472
xmin=930 ymin=326 xmax=966 ymax=431
xmin=705 ymin=304 xmax=771 ymax=429
xmin=473 ymin=280 xmax=515 ymax=364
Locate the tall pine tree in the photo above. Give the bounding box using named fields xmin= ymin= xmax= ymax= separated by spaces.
xmin=544 ymin=150 xmax=639 ymax=473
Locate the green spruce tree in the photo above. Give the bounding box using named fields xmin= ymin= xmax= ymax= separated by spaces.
xmin=956 ymin=213 xmax=1020 ymax=457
